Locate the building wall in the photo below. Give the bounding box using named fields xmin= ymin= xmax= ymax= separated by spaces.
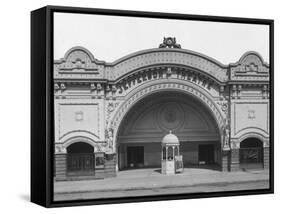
xmin=229 ymin=52 xmax=270 ymax=171
xmin=53 ymin=45 xmax=270 ymax=180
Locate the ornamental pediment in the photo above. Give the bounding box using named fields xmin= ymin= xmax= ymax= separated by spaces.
xmin=230 ymin=52 xmax=269 ymax=81
xmin=54 ymin=47 xmax=106 ymax=78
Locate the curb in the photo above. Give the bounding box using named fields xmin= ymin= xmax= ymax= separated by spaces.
xmin=54 ymin=179 xmax=269 ymax=195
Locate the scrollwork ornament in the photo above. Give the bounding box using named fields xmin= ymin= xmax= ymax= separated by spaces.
xmin=108 ymin=102 xmax=115 ymax=113
xmin=106 ymin=101 xmax=120 ymax=126
xmin=217 ymin=101 xmax=228 ymax=114
xmin=230 ymin=140 xmax=239 ymax=149
xmin=105 ymin=128 xmax=114 ymax=151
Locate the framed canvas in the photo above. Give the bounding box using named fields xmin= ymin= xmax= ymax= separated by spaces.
xmin=31 ymin=5 xmax=274 ymax=207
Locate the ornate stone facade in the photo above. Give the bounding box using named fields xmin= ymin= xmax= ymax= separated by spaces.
xmin=54 ymin=39 xmax=270 ymax=180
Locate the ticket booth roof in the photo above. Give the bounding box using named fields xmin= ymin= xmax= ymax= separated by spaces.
xmin=161 ymin=131 xmax=180 ymax=145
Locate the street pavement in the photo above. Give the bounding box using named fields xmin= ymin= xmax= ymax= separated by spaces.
xmin=54 ymin=168 xmax=270 ymax=201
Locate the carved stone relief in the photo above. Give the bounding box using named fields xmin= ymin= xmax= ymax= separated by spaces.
xmin=55 ymin=144 xmax=67 ymax=154
xmin=106 ymin=101 xmax=120 ymax=127
xmin=222 ymin=119 xmax=230 ymax=150
xmin=230 ymin=139 xmax=240 ymax=149
xmin=75 ymin=111 xmax=84 ymax=122
xmin=95 ymin=142 xmax=108 ymax=152
xmin=217 ymin=101 xmax=228 ymax=115
xmin=263 ymin=139 xmax=270 ymax=148
xmin=248 ymin=109 xmax=256 ymax=120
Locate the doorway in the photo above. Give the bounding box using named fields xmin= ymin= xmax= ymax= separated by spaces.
xmin=198 ymin=144 xmax=215 ymax=165
xmin=239 ymin=138 xmax=263 ymax=169
xmin=66 ymin=142 xmax=95 ymax=175
xmin=127 ymin=146 xmax=144 ymax=168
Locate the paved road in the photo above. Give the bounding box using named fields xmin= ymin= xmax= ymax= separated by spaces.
xmin=54 ymin=180 xmax=269 ymax=201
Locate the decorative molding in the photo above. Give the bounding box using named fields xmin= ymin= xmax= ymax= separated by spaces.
xmin=230 ymin=52 xmax=269 ymax=81
xmin=59 ymin=130 xmax=100 ymax=141
xmin=106 ymin=101 xmax=120 ymax=127
xmin=114 ymin=66 xmax=221 ymax=96
xmin=217 ymin=101 xmax=228 ymax=115
xmin=110 ymin=81 xmax=225 ymax=151
xmin=232 ymin=132 xmax=269 ymax=148
xmin=61 ymin=136 xmax=108 ymax=153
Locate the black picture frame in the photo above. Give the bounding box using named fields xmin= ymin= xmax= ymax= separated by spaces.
xmin=31 ymin=5 xmax=274 ymax=208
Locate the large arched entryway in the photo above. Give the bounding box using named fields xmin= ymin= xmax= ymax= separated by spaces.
xmin=66 ymin=142 xmax=95 ymax=176
xmin=239 ymin=138 xmax=264 ymax=170
xmin=116 ymin=91 xmax=221 ymax=171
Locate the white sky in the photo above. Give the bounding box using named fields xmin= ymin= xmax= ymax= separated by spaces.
xmin=54 ymin=12 xmax=269 ymax=64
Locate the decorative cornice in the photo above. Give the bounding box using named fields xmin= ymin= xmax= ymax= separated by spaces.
xmin=54 ymin=46 xmax=269 ymax=85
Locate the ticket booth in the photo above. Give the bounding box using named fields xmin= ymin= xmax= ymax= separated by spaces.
xmin=161 ymin=131 xmax=183 ymax=174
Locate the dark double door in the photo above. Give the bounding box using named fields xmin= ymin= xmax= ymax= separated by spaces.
xmin=127 ymin=146 xmax=144 ymax=168
xmin=67 ymin=153 xmax=95 ymax=175
xmin=198 ymin=144 xmax=215 ymax=165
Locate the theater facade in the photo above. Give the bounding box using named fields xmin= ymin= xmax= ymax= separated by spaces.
xmin=54 ymin=38 xmax=270 ymax=181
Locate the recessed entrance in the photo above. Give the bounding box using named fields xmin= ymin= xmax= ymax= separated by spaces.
xmin=66 ymin=142 xmax=95 ymax=175
xmin=127 ymin=146 xmax=144 ymax=168
xmin=117 ymin=91 xmax=221 ymax=171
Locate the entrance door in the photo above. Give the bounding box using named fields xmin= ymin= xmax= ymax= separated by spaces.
xmin=198 ymin=144 xmax=214 ymax=165
xmin=239 ymin=138 xmax=263 ymax=169
xmin=66 ymin=142 xmax=95 ymax=176
xmin=127 ymin=146 xmax=144 ymax=168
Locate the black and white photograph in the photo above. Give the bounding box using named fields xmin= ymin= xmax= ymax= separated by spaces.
xmin=52 ymin=9 xmax=272 ymax=202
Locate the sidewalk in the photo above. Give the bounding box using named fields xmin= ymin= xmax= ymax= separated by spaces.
xmin=54 ymin=168 xmax=270 ymax=194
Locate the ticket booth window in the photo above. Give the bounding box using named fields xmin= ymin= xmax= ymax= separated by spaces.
xmin=168 ymin=146 xmax=173 ymax=160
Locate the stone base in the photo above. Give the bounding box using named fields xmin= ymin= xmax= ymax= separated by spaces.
xmin=222 ymin=150 xmax=230 ymax=172
xmin=230 ymin=149 xmax=240 ymax=171
xmin=264 ymin=147 xmax=270 ymax=169
xmin=55 ymin=154 xmax=67 ymax=180
xmin=104 ymin=153 xmax=117 ymax=178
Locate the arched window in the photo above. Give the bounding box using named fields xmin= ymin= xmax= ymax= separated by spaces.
xmin=240 ymin=138 xmax=263 ymax=168
xmin=67 ymin=142 xmax=95 ymax=174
